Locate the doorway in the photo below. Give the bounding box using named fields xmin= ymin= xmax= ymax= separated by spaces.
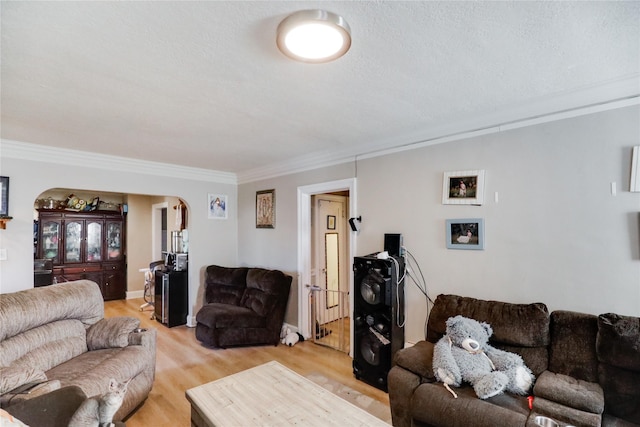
xmin=297 ymin=178 xmax=357 ymax=356
xmin=152 ymin=202 xmax=168 ymax=261
xmin=311 ymin=194 xmax=350 ymax=353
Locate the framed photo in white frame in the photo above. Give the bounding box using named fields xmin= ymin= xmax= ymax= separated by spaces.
xmin=442 ymin=170 xmax=485 ymax=205
xmin=208 ymin=194 xmax=228 ymax=219
xmin=446 ymin=218 xmax=485 ymax=250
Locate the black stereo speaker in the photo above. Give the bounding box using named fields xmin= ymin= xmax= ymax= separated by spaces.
xmin=352 ymin=254 xmax=405 ymax=392
xmin=384 ymin=233 xmax=403 ymax=257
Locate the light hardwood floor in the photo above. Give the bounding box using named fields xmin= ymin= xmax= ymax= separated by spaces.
xmin=105 ymin=298 xmax=390 ymax=427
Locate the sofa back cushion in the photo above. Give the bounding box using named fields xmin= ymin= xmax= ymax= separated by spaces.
xmin=205 ymin=266 xmax=248 ymax=305
xmin=596 ymin=313 xmax=640 ymax=424
xmin=426 ymin=294 xmax=551 ymax=375
xmin=0 ymin=319 xmax=88 ymax=377
xmin=241 ymin=268 xmax=291 ymax=317
xmin=0 ymin=281 xmax=103 ymax=342
xmin=548 ymin=311 xmax=599 ymax=382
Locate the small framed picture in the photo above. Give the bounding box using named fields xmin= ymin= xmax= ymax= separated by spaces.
xmin=442 ymin=170 xmax=485 ymax=205
xmin=446 ymin=218 xmax=485 ymax=250
xmin=0 ymin=176 xmax=9 ymax=217
xmin=327 ymin=215 xmax=336 ymax=230
xmin=256 ymin=189 xmax=275 ymax=229
xmin=208 ymin=194 xmax=228 ymax=219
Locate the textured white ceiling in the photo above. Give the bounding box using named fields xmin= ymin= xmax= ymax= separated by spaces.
xmin=2 ymin=1 xmax=639 ymax=178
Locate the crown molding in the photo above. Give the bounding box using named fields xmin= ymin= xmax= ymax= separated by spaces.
xmin=237 ymin=74 xmax=640 ymax=184
xmin=2 ymin=75 xmax=638 ymax=186
xmin=0 ymin=139 xmax=237 ymax=185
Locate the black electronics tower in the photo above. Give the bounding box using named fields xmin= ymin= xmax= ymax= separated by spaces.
xmin=352 ymin=254 xmax=405 ymax=392
xmin=155 ymin=269 xmax=188 ymax=328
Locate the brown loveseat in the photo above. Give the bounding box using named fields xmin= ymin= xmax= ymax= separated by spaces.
xmin=0 ymin=280 xmax=156 ymax=423
xmin=195 ymin=265 xmax=292 ymax=348
xmin=388 ymin=294 xmax=640 ymax=427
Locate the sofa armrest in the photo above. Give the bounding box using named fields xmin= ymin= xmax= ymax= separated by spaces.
xmin=128 ymin=327 xmax=157 ymax=352
xmin=533 ymin=370 xmax=604 ymax=414
xmin=393 ymin=340 xmax=436 ymax=381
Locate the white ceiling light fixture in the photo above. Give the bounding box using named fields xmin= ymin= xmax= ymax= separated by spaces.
xmin=277 ymin=10 xmax=351 ymax=63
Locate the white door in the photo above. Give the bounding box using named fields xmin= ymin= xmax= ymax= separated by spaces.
xmin=311 ymin=194 xmax=350 ymax=353
xmin=313 ymin=195 xmax=348 ymax=323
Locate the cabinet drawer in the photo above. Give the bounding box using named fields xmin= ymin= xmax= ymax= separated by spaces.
xmin=102 ymin=263 xmax=122 ymax=271
xmin=62 ymin=266 xmax=102 ymax=274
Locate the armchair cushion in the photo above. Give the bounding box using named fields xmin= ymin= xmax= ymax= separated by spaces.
xmin=598 ymin=363 xmax=640 ymax=424
xmin=196 ymin=304 xmax=266 ymax=329
xmin=426 ymin=294 xmax=550 ymax=347
xmin=86 ymin=317 xmax=140 ymax=350
xmin=393 ymin=341 xmax=436 ymax=381
xmin=549 ymin=311 xmax=599 ymax=382
xmin=241 ymin=289 xmax=277 ymax=317
xmin=533 ymin=370 xmax=604 ymax=414
xmin=596 ymin=313 xmax=640 ymax=371
xmin=205 ymin=266 xmax=248 ymax=305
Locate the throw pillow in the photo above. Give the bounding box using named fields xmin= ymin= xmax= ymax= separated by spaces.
xmin=86 ymin=317 xmax=140 ymax=350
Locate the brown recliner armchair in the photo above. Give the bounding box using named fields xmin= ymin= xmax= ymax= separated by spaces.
xmin=195 ymin=265 xmax=292 ymax=348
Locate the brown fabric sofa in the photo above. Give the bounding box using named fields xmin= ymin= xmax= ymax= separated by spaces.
xmin=0 ymin=281 xmax=156 ymax=422
xmin=195 ymin=265 xmax=292 ymax=348
xmin=388 ymin=294 xmax=640 ymax=427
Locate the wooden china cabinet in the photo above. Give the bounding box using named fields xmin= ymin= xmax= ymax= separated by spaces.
xmin=36 ymin=209 xmax=126 ymax=300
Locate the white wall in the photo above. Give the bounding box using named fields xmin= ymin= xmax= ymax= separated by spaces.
xmin=238 ymin=105 xmax=640 ymax=344
xmin=0 ymin=155 xmax=238 ymax=322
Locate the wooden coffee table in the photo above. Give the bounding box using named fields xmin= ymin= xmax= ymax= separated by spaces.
xmin=185 ymin=361 xmax=389 ymax=426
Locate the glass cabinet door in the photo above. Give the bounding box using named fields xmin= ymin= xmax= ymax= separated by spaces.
xmin=86 ymin=221 xmax=102 ymax=261
xmin=41 ymin=220 xmax=61 ymax=263
xmin=106 ymin=221 xmax=122 ymax=260
xmin=65 ymin=221 xmax=82 ymax=263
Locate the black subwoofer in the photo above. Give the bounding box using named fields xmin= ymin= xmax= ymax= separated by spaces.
xmin=352 ymin=255 xmax=404 ymax=392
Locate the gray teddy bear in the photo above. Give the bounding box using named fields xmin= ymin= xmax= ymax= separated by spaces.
xmin=432 ymin=315 xmax=534 ymax=399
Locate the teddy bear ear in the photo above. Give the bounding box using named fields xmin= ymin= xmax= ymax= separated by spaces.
xmin=445 ymin=315 xmax=462 ymax=327
xmin=481 ymin=322 xmax=493 ymax=337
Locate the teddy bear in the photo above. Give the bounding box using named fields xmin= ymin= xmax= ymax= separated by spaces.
xmin=432 ymin=315 xmax=534 ymax=400
xmin=281 ymin=328 xmax=305 ymax=347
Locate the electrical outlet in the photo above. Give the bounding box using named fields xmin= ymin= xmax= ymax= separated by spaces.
xmin=0 ymin=249 xmax=7 ymax=261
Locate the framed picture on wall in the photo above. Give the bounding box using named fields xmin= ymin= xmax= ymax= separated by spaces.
xmin=0 ymin=176 xmax=9 ymax=217
xmin=446 ymin=218 xmax=484 ymax=250
xmin=327 ymin=215 xmax=336 ymax=230
xmin=256 ymin=189 xmax=275 ymax=229
xmin=208 ymin=194 xmax=228 ymax=219
xmin=442 ymin=170 xmax=485 ymax=205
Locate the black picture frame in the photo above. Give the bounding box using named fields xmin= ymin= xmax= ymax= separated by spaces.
xmin=0 ymin=176 xmax=9 ymax=217
xmin=256 ymin=189 xmax=275 ymax=229
xmin=327 ymin=215 xmax=336 ymax=230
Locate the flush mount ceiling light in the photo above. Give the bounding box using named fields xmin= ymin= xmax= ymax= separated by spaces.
xmin=277 ymin=10 xmax=351 ymax=63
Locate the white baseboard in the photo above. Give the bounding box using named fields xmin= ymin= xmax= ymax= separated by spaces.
xmin=127 ymin=290 xmax=144 ymax=299
xmin=186 ymin=315 xmax=197 ymax=328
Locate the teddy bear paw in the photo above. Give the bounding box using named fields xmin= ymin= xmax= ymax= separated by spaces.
xmin=474 ymin=372 xmax=509 ymax=400
xmin=512 ymin=366 xmax=533 ymax=393
xmin=437 ymin=368 xmax=458 ymax=386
